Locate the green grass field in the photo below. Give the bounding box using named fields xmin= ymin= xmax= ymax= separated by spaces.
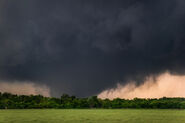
xmin=0 ymin=109 xmax=185 ymax=123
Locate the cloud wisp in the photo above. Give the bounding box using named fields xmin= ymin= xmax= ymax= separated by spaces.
xmin=0 ymin=81 xmax=50 ymax=97
xmin=98 ymin=72 xmax=185 ymax=99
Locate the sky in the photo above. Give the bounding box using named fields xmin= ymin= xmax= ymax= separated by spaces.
xmin=1 ymin=0 xmax=185 ymax=98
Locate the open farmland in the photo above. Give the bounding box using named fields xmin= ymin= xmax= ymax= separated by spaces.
xmin=0 ymin=109 xmax=185 ymax=123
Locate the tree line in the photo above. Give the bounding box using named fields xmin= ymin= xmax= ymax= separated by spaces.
xmin=0 ymin=92 xmax=185 ymax=109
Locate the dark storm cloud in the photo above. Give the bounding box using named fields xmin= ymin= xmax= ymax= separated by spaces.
xmin=0 ymin=0 xmax=185 ymax=97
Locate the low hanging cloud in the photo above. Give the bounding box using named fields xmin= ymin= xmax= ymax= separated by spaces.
xmin=98 ymin=72 xmax=185 ymax=99
xmin=1 ymin=0 xmax=185 ymax=97
xmin=0 ymin=81 xmax=51 ymax=97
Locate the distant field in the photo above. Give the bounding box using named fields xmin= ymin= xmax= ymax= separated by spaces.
xmin=0 ymin=109 xmax=185 ymax=123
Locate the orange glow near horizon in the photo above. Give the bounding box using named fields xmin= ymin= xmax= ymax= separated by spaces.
xmin=98 ymin=72 xmax=185 ymax=99
xmin=0 ymin=81 xmax=50 ymax=97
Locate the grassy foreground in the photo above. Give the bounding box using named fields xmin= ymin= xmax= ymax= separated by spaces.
xmin=0 ymin=109 xmax=185 ymax=123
